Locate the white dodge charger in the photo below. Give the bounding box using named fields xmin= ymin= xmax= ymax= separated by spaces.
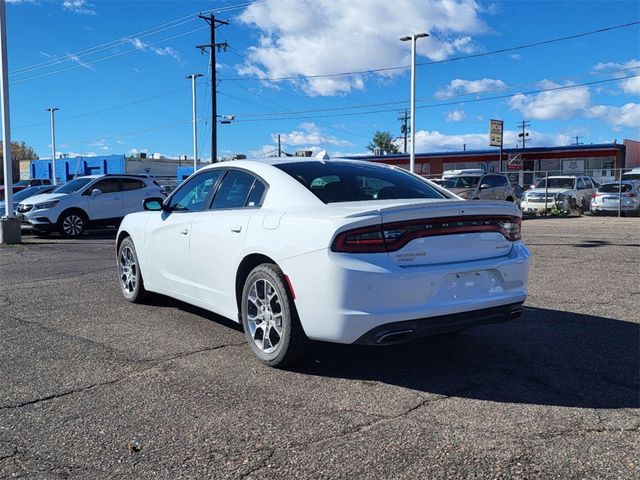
xmin=116 ymin=158 xmax=530 ymax=367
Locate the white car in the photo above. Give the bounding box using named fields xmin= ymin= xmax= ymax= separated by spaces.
xmin=116 ymin=159 xmax=530 ymax=367
xmin=591 ymin=181 xmax=640 ymax=216
xmin=520 ymin=175 xmax=596 ymax=214
xmin=17 ymin=174 xmax=165 ymax=237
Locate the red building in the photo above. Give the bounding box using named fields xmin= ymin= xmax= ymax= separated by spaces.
xmin=342 ymin=141 xmax=631 ymax=187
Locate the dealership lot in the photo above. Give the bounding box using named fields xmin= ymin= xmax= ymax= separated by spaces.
xmin=1 ymin=217 xmax=638 ymax=479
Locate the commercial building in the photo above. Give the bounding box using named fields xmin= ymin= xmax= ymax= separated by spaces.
xmin=342 ymin=141 xmax=634 ymax=186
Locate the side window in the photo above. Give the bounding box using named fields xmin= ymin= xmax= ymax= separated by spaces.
xmin=121 ymin=179 xmax=146 ymax=191
xmin=498 ymin=176 xmax=509 ymax=186
xmin=212 ymin=171 xmax=257 ymax=210
xmin=246 ymin=180 xmax=266 ymax=207
xmin=576 ymin=178 xmax=585 ymax=189
xmin=169 ymin=170 xmax=222 ymax=212
xmin=583 ymin=178 xmax=593 ymax=189
xmin=91 ymin=178 xmax=119 ymax=194
xmin=483 ymin=175 xmax=499 ymax=188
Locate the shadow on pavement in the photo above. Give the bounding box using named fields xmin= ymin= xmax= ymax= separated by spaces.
xmin=291 ymin=307 xmax=639 ymax=409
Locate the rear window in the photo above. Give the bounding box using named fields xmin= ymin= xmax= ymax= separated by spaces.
xmin=442 ymin=176 xmax=481 ymax=189
xmin=275 ymin=162 xmax=446 ymax=204
xmin=599 ymin=183 xmax=633 ymax=193
xmin=622 ymin=173 xmax=640 ymax=181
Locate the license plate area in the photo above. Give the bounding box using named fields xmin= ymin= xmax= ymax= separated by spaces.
xmin=433 ymin=270 xmax=504 ymax=302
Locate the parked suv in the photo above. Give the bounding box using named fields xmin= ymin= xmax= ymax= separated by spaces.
xmin=621 ymin=167 xmax=640 ymax=181
xmin=520 ymin=175 xmax=596 ymax=214
xmin=440 ymin=170 xmax=515 ymax=201
xmin=16 ymin=174 xmax=165 ymax=237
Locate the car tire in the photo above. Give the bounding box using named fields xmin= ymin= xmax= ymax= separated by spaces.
xmin=117 ymin=237 xmax=148 ymax=303
xmin=58 ymin=210 xmax=87 ymax=237
xmin=241 ymin=264 xmax=308 ymax=368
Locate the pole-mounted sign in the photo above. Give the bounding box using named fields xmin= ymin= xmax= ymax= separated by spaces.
xmin=489 ymin=119 xmax=503 ymax=147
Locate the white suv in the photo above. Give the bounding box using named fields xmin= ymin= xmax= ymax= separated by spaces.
xmin=520 ymin=175 xmax=596 ymax=214
xmin=17 ymin=175 xmax=165 ymax=237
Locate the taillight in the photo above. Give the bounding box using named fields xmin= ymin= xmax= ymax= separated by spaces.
xmin=331 ymin=225 xmax=386 ymax=253
xmin=592 ymin=193 xmax=600 ymax=198
xmin=624 ymin=192 xmax=637 ymax=197
xmin=332 ymin=216 xmax=521 ymax=253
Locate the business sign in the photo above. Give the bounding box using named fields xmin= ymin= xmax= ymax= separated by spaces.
xmin=507 ymin=154 xmax=523 ymax=170
xmin=562 ymin=159 xmax=584 ymax=173
xmin=489 ymin=119 xmax=503 ymax=147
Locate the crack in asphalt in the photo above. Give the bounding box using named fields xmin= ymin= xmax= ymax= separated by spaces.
xmin=1 ymin=266 xmax=115 ymax=288
xmin=242 ymin=385 xmax=479 ymax=477
xmin=0 ymin=342 xmax=246 ymax=411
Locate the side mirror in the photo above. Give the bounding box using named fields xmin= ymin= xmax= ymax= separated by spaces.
xmin=143 ymin=197 xmax=169 ymax=212
xmin=480 ymin=184 xmax=491 ymax=190
xmin=91 ymin=188 xmax=102 ymax=197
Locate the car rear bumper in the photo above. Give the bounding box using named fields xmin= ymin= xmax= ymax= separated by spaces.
xmin=354 ymin=302 xmax=524 ymax=345
xmin=281 ymin=242 xmax=530 ymax=344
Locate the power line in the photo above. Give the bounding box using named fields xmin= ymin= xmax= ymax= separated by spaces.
xmin=225 ymin=66 xmax=640 ymax=119
xmin=220 ymin=20 xmax=640 ymax=82
xmin=11 ymin=27 xmax=209 ymax=85
xmin=230 ymin=74 xmax=640 ymax=122
xmin=10 ymin=1 xmax=254 ymax=77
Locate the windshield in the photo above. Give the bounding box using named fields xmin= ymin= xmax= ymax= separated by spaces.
xmin=441 ymin=176 xmax=481 ymax=189
xmin=275 ymin=162 xmax=446 ymax=203
xmin=52 ymin=177 xmax=93 ymax=194
xmin=535 ymin=178 xmax=575 ymax=189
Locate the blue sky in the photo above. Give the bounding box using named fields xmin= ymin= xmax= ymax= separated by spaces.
xmin=5 ymin=0 xmax=640 ymax=161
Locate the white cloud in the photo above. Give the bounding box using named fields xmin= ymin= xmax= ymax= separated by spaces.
xmin=507 ymin=78 xmax=640 ymax=129
xmin=508 ymin=80 xmax=592 ymax=120
xmin=126 ymin=37 xmax=182 ymax=62
xmin=274 ymin=122 xmax=354 ymax=147
xmin=446 ymin=109 xmax=466 ymax=122
xmin=510 ymin=53 xmax=522 ymax=60
xmin=68 ymin=53 xmax=95 ymax=71
xmin=63 ymin=0 xmax=96 ymax=15
xmin=238 ymin=0 xmax=488 ymax=96
xmin=412 ymin=128 xmax=573 ymax=152
xmin=587 ymin=103 xmax=640 ymax=129
xmin=592 ymin=59 xmax=640 ymax=94
xmin=435 ymin=78 xmax=506 ymax=99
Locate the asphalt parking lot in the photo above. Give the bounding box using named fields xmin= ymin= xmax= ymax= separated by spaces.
xmin=1 ymin=216 xmax=638 ymax=479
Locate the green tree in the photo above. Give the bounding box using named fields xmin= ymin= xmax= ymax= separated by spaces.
xmin=367 ymin=130 xmax=400 ymax=154
xmin=0 ymin=140 xmax=39 ymax=182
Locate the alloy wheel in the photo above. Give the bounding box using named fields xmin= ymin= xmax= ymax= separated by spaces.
xmin=119 ymin=245 xmax=137 ymax=295
xmin=246 ymin=278 xmax=283 ymax=354
xmin=62 ymin=214 xmax=84 ymax=236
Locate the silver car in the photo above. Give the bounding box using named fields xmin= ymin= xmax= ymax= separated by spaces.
xmin=441 ymin=172 xmax=515 ymax=202
xmin=591 ymin=181 xmax=640 ymax=216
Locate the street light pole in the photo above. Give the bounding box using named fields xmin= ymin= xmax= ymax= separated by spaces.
xmin=187 ymin=73 xmax=203 ymax=173
xmin=46 ymin=107 xmax=59 ymax=185
xmin=400 ymin=32 xmax=428 ymax=174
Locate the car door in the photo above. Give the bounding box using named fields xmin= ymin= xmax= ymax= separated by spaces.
xmin=479 ymin=175 xmax=499 ymax=200
xmin=190 ymin=170 xmax=267 ymax=312
xmin=84 ymin=178 xmax=123 ymax=221
xmin=121 ymin=178 xmax=152 ymax=215
xmin=144 ymin=169 xmax=223 ymax=298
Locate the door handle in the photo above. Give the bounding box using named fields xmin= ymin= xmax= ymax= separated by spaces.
xmin=180 ymin=228 xmax=189 ymax=235
xmin=230 ymin=225 xmax=242 ymax=233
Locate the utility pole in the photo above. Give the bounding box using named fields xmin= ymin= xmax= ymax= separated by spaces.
xmin=398 ymin=109 xmax=409 ymax=154
xmin=47 ymin=107 xmax=59 ymax=184
xmin=277 ymin=134 xmax=282 ymax=157
xmin=196 ymin=14 xmax=228 ymax=164
xmin=0 ymin=0 xmax=20 ymax=243
xmin=517 ymin=120 xmax=530 ymax=149
xmin=574 ymin=135 xmax=583 ymax=146
xmin=187 ymin=74 xmax=203 ymax=173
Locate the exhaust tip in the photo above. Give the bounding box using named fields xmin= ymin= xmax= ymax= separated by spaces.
xmin=376 ymin=329 xmax=414 ymax=344
xmin=510 ymin=309 xmax=523 ymax=320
